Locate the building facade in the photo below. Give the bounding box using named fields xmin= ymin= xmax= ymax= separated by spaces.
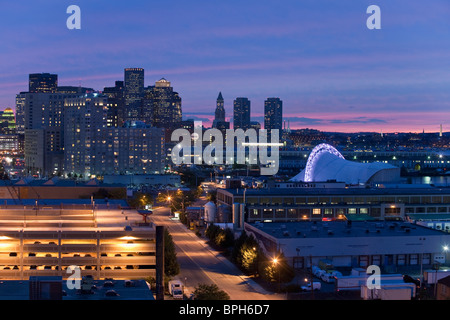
xmin=124 ymin=68 xmax=145 ymax=123
xmin=264 ymin=97 xmax=282 ymax=135
xmin=143 ymin=78 xmax=182 ymax=129
xmin=28 ymin=73 xmax=58 ymax=93
xmin=21 ymin=90 xmax=83 ymax=176
xmin=0 ymin=207 xmax=157 ymax=281
xmin=245 ymin=220 xmax=450 ymax=270
xmin=217 ymin=186 xmax=450 ymax=231
xmin=233 ymin=97 xmax=251 ymax=131
xmin=64 ymin=94 xmax=165 ymax=177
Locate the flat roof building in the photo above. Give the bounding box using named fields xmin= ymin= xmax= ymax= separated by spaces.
xmin=245 ymin=220 xmax=450 ymax=270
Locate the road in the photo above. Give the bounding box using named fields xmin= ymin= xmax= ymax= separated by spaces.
xmin=150 ymin=204 xmax=284 ymax=300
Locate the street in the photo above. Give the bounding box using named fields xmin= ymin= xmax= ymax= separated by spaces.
xmin=150 ymin=204 xmax=284 ymax=300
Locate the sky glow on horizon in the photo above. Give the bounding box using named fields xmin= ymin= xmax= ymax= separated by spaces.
xmin=1 ymin=1 xmax=450 ymax=133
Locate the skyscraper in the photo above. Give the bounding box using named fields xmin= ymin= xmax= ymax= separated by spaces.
xmin=124 ymin=68 xmax=144 ymax=123
xmin=28 ymin=73 xmax=58 ymax=93
xmin=143 ymin=78 xmax=182 ymax=129
xmin=264 ymin=97 xmax=283 ymax=133
xmin=233 ymin=97 xmax=251 ymax=130
xmin=0 ymin=108 xmax=16 ymax=135
xmin=22 ymin=91 xmax=74 ymax=176
xmin=103 ymin=80 xmax=125 ymax=127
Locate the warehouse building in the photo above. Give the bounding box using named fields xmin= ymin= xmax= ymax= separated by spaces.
xmin=244 ymin=220 xmax=450 ymax=270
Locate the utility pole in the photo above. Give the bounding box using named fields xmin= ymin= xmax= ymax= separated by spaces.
xmin=156 ymin=226 xmax=165 ymax=300
xmin=310 ymin=255 xmax=314 ymax=300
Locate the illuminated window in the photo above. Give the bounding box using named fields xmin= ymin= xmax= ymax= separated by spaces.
xmin=360 ymin=208 xmax=368 ymax=214
xmin=312 ymin=208 xmax=321 ymax=215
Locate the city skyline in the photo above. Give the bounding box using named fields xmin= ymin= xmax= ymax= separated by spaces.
xmin=1 ymin=1 xmax=450 ymax=133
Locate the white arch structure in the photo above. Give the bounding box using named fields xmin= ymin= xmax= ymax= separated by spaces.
xmin=303 ymin=143 xmax=344 ymax=182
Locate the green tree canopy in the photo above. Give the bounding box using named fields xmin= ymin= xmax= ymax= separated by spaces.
xmin=193 ymin=283 xmax=230 ymax=300
xmin=164 ymin=229 xmax=180 ymax=277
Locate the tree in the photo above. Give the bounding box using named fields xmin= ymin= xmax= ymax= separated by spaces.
xmin=206 ymin=189 xmax=217 ymax=203
xmin=164 ymin=229 xmax=180 ymax=277
xmin=214 ymin=228 xmax=234 ymax=248
xmin=232 ymin=232 xmax=259 ymax=275
xmin=128 ymin=192 xmax=153 ymax=209
xmin=258 ymin=250 xmax=295 ymax=285
xmin=193 ymin=283 xmax=230 ymax=300
xmin=205 ymin=224 xmax=221 ymax=242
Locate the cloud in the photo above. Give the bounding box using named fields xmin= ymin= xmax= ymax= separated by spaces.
xmin=329 ymin=117 xmax=387 ymax=124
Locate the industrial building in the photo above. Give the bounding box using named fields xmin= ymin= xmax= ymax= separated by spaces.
xmin=209 ymin=143 xmax=450 ymax=275
xmin=244 ymin=220 xmax=450 ymax=270
xmin=216 ymin=143 xmax=450 ymax=229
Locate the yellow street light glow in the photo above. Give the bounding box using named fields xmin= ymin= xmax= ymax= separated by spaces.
xmin=0 ymin=236 xmax=11 ymax=240
xmin=273 ymin=258 xmax=278 ymax=264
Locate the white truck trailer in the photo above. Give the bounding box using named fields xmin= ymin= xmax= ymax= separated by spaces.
xmin=168 ymin=280 xmax=184 ymax=299
xmin=361 ymin=281 xmax=417 ymax=300
xmin=335 ymin=274 xmax=404 ymax=291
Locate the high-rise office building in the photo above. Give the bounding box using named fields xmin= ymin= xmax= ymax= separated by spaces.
xmin=264 ymin=97 xmax=283 ymax=134
xmin=233 ymin=97 xmax=251 ymax=130
xmin=143 ymin=78 xmax=182 ymax=129
xmin=0 ymin=108 xmax=16 ymax=135
xmin=124 ymin=68 xmax=144 ymax=123
xmin=28 ymin=73 xmax=58 ymax=93
xmin=103 ymin=80 xmax=124 ymax=127
xmin=14 ymin=94 xmax=26 ymax=135
xmin=21 ymin=90 xmax=83 ymax=176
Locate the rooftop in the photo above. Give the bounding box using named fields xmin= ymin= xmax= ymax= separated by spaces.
xmin=0 ymin=177 xmax=125 ymax=188
xmin=224 ymin=185 xmax=450 ymax=197
xmin=248 ymin=220 xmax=448 ymax=239
xmin=0 ymin=278 xmax=154 ymax=300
